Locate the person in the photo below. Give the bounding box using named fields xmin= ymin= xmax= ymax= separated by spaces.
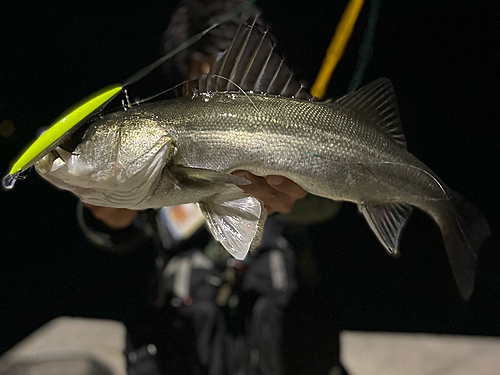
xmin=78 ymin=1 xmax=347 ymax=373
xmin=80 ymin=174 xmax=312 ymax=375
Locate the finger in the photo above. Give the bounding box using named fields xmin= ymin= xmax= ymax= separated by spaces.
xmin=232 ymin=171 xmax=273 ymax=196
xmin=82 ymin=203 xmax=108 ymax=218
xmin=266 ymin=175 xmax=308 ymax=199
xmin=231 ymin=171 xmax=296 ymax=214
xmin=82 ymin=203 xmax=138 ymax=229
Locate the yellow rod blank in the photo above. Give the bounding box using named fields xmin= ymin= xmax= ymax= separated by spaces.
xmin=310 ymin=0 xmax=364 ymax=99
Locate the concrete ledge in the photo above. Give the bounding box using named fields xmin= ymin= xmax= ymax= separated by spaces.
xmin=341 ymin=331 xmax=500 ymax=375
xmin=0 ymin=317 xmax=127 ymax=375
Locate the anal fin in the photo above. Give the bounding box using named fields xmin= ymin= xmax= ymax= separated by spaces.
xmin=359 ymin=202 xmax=413 ymax=256
xmin=199 ymin=188 xmax=267 ymax=260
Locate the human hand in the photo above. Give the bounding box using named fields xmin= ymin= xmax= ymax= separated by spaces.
xmin=82 ymin=171 xmax=306 ymax=227
xmin=231 ymin=171 xmax=307 ymax=214
xmin=82 ymin=203 xmax=138 ymax=230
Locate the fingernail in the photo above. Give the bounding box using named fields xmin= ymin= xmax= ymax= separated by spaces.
xmin=233 ymin=171 xmax=248 ymax=179
xmin=267 ymin=175 xmax=283 ymax=186
xmin=232 ymin=171 xmax=251 ymax=185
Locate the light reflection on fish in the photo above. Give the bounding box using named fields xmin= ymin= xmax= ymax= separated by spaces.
xmin=14 ymin=21 xmax=491 ymax=299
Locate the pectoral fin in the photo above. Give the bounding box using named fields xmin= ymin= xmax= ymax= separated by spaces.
xmin=170 ymin=165 xmax=250 ymax=186
xmin=359 ymin=202 xmax=413 ymax=256
xmin=199 ymin=188 xmax=267 ymax=260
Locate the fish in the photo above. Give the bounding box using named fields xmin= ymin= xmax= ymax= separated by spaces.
xmin=5 ymin=19 xmax=490 ymax=300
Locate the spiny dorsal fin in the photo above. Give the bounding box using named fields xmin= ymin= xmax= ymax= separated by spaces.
xmin=359 ymin=202 xmax=413 ymax=255
xmin=199 ymin=16 xmax=312 ymax=100
xmin=335 ymin=78 xmax=406 ymax=147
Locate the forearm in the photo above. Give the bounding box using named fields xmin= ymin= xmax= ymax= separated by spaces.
xmin=77 ymin=201 xmax=156 ymax=252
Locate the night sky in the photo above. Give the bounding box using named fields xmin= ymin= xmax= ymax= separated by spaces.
xmin=1 ymin=0 xmax=498 ymax=354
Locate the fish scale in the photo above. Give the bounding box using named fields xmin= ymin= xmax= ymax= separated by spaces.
xmin=129 ymin=93 xmax=424 ymax=204
xmin=32 ymin=81 xmax=489 ymax=301
xmin=6 ymin=19 xmax=489 ymax=299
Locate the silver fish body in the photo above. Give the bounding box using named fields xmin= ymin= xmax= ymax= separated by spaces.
xmin=36 ymin=84 xmax=489 ymax=299
xmin=137 ymin=93 xmax=436 ymax=208
xmin=45 ymin=92 xmax=433 ymax=209
xmin=32 ymin=20 xmax=489 ymax=299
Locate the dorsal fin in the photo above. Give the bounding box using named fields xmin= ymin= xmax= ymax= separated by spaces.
xmin=198 ymin=17 xmax=312 ymax=100
xmin=335 ymin=78 xmax=406 ymax=147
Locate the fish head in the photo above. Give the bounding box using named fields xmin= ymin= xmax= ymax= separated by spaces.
xmin=35 ymin=109 xmax=175 ymax=208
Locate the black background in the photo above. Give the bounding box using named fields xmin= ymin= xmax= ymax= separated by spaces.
xmin=1 ymin=0 xmax=498 ymax=354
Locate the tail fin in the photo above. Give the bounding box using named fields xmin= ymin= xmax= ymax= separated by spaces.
xmin=439 ymin=194 xmax=490 ymax=299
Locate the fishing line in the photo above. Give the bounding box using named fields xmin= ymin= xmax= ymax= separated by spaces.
xmin=122 ymin=1 xmax=254 ymax=88
xmin=133 ymin=79 xmax=199 ymax=105
xmin=376 ymin=161 xmax=449 ymax=201
xmin=376 ymin=161 xmax=475 ymax=257
xmin=211 ymin=74 xmax=260 ymax=112
xmin=348 ymin=0 xmax=382 ymax=92
xmin=310 ymin=152 xmax=474 ymax=258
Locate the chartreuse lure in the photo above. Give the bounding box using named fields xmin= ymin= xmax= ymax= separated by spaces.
xmin=2 ymin=85 xmax=122 ymax=190
xmin=2 ymin=2 xmax=255 ymax=191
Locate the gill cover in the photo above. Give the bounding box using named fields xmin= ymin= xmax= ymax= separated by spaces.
xmin=2 ymin=85 xmax=122 ymax=190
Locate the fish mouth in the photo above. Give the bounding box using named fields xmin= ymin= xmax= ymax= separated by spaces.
xmin=35 ymin=137 xmax=173 ymax=208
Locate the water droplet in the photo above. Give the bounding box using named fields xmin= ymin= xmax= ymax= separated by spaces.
xmin=2 ymin=173 xmax=17 ymax=190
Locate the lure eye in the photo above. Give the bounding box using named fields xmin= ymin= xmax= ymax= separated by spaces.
xmin=2 ymin=84 xmax=122 ymax=190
